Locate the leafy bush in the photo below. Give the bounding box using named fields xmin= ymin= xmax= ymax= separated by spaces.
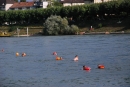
xmin=43 ymin=15 xmax=79 ymax=35
xmin=70 ymin=25 xmax=79 ymax=34
xmin=98 ymin=23 xmax=102 ymax=28
xmin=8 ymin=26 xmax=17 ymax=32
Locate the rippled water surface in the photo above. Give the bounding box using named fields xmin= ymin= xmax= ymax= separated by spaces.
xmin=0 ymin=35 xmax=130 ymax=87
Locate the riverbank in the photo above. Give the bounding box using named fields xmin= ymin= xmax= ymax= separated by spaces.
xmin=0 ymin=17 xmax=130 ymax=36
xmin=84 ymin=32 xmax=130 ymax=35
xmin=77 ymin=17 xmax=130 ymax=33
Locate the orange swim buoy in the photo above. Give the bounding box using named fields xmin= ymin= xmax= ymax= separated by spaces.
xmin=83 ymin=66 xmax=91 ymax=70
xmin=56 ymin=56 xmax=62 ymax=60
xmin=98 ymin=64 xmax=105 ymax=69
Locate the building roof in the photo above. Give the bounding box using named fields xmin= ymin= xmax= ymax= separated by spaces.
xmin=60 ymin=0 xmax=84 ymax=3
xmin=10 ymin=2 xmax=34 ymax=8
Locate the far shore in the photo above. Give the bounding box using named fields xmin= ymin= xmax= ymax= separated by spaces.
xmin=0 ymin=17 xmax=130 ymax=36
xmin=7 ymin=31 xmax=130 ymax=36
xmin=84 ymin=32 xmax=130 ymax=35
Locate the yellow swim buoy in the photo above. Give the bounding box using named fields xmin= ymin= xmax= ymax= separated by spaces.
xmin=16 ymin=52 xmax=19 ymax=56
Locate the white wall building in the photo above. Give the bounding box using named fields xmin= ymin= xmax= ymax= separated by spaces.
xmin=60 ymin=0 xmax=84 ymax=7
xmin=43 ymin=1 xmax=48 ymax=8
xmin=94 ymin=0 xmax=113 ymax=3
xmin=5 ymin=3 xmax=13 ymax=10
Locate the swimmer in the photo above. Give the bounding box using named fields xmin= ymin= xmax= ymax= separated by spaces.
xmin=53 ymin=52 xmax=57 ymax=55
xmin=22 ymin=53 xmax=26 ymax=57
xmin=73 ymin=55 xmax=78 ymax=61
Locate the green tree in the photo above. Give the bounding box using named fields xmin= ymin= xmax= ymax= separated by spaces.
xmin=119 ymin=0 xmax=130 ymax=16
xmin=53 ymin=1 xmax=63 ymax=7
xmin=14 ymin=0 xmax=18 ymax=2
xmin=60 ymin=7 xmax=70 ymax=17
xmin=43 ymin=15 xmax=79 ymax=35
xmin=20 ymin=0 xmax=26 ymax=2
xmin=0 ymin=11 xmax=5 ymax=25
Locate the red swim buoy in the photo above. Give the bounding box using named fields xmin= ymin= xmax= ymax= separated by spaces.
xmin=83 ymin=66 xmax=91 ymax=70
xmin=53 ymin=52 xmax=57 ymax=55
xmin=98 ymin=64 xmax=105 ymax=69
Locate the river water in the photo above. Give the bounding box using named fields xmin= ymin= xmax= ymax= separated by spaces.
xmin=0 ymin=34 xmax=130 ymax=87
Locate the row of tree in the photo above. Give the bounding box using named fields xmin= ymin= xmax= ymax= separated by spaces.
xmin=0 ymin=0 xmax=130 ymax=25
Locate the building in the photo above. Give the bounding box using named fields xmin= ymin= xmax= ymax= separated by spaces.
xmin=9 ymin=1 xmax=49 ymax=10
xmin=0 ymin=0 xmax=113 ymax=11
xmin=94 ymin=0 xmax=112 ymax=3
xmin=0 ymin=0 xmax=15 ymax=11
xmin=60 ymin=0 xmax=85 ymax=6
xmin=34 ymin=1 xmax=48 ymax=8
xmin=0 ymin=0 xmax=49 ymax=11
xmin=59 ymin=0 xmax=113 ymax=6
xmin=10 ymin=2 xmax=35 ymax=10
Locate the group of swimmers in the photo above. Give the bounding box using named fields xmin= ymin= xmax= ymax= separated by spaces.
xmin=16 ymin=52 xmax=26 ymax=57
xmin=1 ymin=48 xmax=26 ymax=57
xmin=1 ymin=49 xmax=104 ymax=70
xmin=53 ymin=52 xmax=105 ymax=70
xmin=53 ymin=52 xmax=79 ymax=61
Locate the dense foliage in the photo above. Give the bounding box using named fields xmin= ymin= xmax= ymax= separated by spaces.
xmin=20 ymin=0 xmax=26 ymax=2
xmin=0 ymin=0 xmax=130 ymax=25
xmin=14 ymin=0 xmax=18 ymax=2
xmin=43 ymin=15 xmax=79 ymax=35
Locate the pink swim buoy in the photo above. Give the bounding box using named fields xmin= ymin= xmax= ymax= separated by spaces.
xmin=83 ymin=66 xmax=91 ymax=70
